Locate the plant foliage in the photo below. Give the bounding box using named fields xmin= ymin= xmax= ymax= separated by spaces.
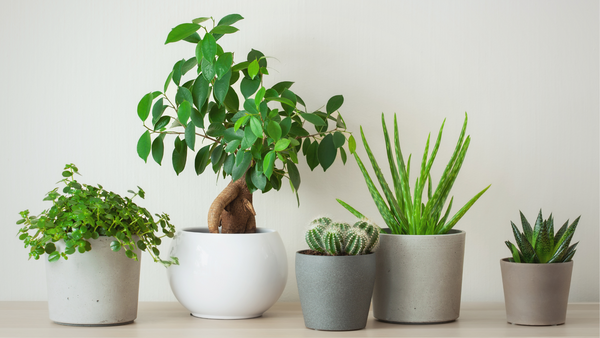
xmin=16 ymin=164 xmax=178 ymax=267
xmin=305 ymin=217 xmax=380 ymax=255
xmin=137 ymin=14 xmax=352 ymax=201
xmin=338 ymin=113 xmax=490 ymax=235
xmin=506 ymin=210 xmax=580 ymax=263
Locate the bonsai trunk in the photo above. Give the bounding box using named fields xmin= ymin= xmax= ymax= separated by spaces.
xmin=207 ymin=177 xmax=256 ymax=233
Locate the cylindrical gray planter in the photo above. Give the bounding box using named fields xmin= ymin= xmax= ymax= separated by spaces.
xmin=46 ymin=237 xmax=141 ymax=326
xmin=295 ymin=251 xmax=376 ymax=331
xmin=372 ymin=229 xmax=465 ymax=324
xmin=500 ymin=258 xmax=573 ymax=326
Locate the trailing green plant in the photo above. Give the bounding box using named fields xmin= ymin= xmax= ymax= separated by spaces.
xmin=337 ymin=113 xmax=490 ymax=235
xmin=305 ymin=217 xmax=380 ymax=255
xmin=505 ymin=210 xmax=580 ymax=263
xmin=16 ymin=164 xmax=178 ymax=267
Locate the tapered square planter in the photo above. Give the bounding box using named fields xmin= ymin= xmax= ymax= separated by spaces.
xmin=46 ymin=237 xmax=141 ymax=326
xmin=372 ymin=229 xmax=465 ymax=324
xmin=295 ymin=251 xmax=376 ymax=331
xmin=500 ymin=258 xmax=573 ymax=326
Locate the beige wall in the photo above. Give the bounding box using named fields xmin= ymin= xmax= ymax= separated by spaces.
xmin=1 ymin=0 xmax=598 ymax=302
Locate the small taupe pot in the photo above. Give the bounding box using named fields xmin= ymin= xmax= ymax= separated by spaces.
xmin=372 ymin=229 xmax=465 ymax=324
xmin=500 ymin=258 xmax=573 ymax=326
xmin=295 ymin=251 xmax=376 ymax=331
xmin=45 ymin=237 xmax=141 ymax=326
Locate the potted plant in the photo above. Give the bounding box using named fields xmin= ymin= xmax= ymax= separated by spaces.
xmin=16 ymin=164 xmax=176 ymax=326
xmin=501 ymin=210 xmax=580 ymax=326
xmin=135 ymin=14 xmax=353 ymax=319
xmin=338 ymin=113 xmax=491 ymax=323
xmin=296 ymin=217 xmax=380 ymax=331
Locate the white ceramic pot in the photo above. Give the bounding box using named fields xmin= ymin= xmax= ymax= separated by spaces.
xmin=168 ymin=227 xmax=288 ymax=319
xmin=46 ymin=237 xmax=141 ymax=326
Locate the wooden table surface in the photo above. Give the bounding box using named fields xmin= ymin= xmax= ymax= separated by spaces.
xmin=0 ymin=302 xmax=597 ymax=337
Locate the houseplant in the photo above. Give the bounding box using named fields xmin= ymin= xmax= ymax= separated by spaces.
xmin=136 ymin=14 xmax=352 ymax=318
xmin=16 ymin=163 xmax=176 ymax=326
xmin=338 ymin=113 xmax=490 ymax=323
xmin=501 ymin=210 xmax=580 ymax=325
xmin=296 ymin=217 xmax=379 ymax=331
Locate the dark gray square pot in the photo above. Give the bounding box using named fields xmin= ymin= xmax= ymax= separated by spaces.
xmin=295 ymin=251 xmax=376 ymax=331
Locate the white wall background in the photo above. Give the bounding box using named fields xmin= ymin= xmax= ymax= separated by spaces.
xmin=1 ymin=0 xmax=598 ymax=303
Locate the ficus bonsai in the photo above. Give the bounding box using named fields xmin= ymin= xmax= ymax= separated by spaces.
xmin=136 ymin=14 xmax=352 ymax=233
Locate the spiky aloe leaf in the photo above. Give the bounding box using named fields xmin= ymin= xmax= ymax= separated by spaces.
xmin=435 ymin=196 xmax=453 ymax=234
xmin=519 ymin=211 xmax=534 ymax=244
xmin=535 ymin=216 xmax=555 ymax=263
xmin=561 ymin=243 xmax=578 ymax=262
xmin=336 ymin=199 xmax=366 ymax=219
xmin=438 ymin=184 xmax=490 ymax=234
xmin=548 ymin=241 xmax=578 ymax=263
xmin=392 ymin=115 xmax=414 ymax=230
xmin=531 ymin=210 xmax=544 ymax=249
xmin=553 ymin=220 xmax=569 ymax=247
xmin=554 ymin=216 xmax=580 ymax=253
xmin=505 ymin=241 xmax=522 ymax=263
xmin=511 ymin=221 xmax=538 ymax=262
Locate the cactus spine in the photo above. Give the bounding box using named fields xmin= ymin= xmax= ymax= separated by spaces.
xmin=305 ymin=217 xmax=380 ymax=256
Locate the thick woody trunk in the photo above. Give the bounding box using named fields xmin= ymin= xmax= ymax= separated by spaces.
xmin=207 ymin=178 xmax=256 ymax=233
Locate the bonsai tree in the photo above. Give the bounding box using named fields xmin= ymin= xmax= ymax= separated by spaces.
xmin=17 ymin=164 xmax=177 ymax=266
xmin=136 ymin=14 xmax=352 ymax=233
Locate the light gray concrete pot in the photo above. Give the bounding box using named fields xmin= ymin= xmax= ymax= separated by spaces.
xmin=295 ymin=251 xmax=376 ymax=331
xmin=45 ymin=237 xmax=141 ymax=326
xmin=372 ymin=229 xmax=465 ymax=324
xmin=500 ymin=258 xmax=573 ymax=326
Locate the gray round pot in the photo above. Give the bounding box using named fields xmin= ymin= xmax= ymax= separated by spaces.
xmin=372 ymin=229 xmax=465 ymax=324
xmin=45 ymin=237 xmax=141 ymax=326
xmin=500 ymin=258 xmax=573 ymax=326
xmin=295 ymin=251 xmax=376 ymax=331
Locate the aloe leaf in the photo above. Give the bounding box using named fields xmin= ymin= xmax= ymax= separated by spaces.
xmin=548 ymin=241 xmax=578 ymax=263
xmin=435 ymin=196 xmax=453 ymax=234
xmin=531 ymin=209 xmax=544 ymax=249
xmin=505 ymin=241 xmax=522 ymax=263
xmin=511 ymin=221 xmax=538 ymax=263
xmin=439 ymin=184 xmax=490 ymax=233
xmin=553 ymin=219 xmax=569 ymax=247
xmin=381 ymin=115 xmax=404 ymax=210
xmin=536 ymin=217 xmax=554 ymax=263
xmin=353 ymin=152 xmax=402 ymax=234
xmin=519 ymin=211 xmax=534 ymax=243
xmin=336 ymin=199 xmax=366 ymax=220
xmin=561 ymin=244 xmax=578 ymax=262
xmin=554 ymin=216 xmax=580 ymax=253
xmin=392 ymin=115 xmax=413 ymax=215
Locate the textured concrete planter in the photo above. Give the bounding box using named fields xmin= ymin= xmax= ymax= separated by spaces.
xmin=46 ymin=237 xmax=141 ymax=326
xmin=500 ymin=258 xmax=573 ymax=326
xmin=372 ymin=229 xmax=465 ymax=324
xmin=168 ymin=228 xmax=287 ymax=319
xmin=296 ymin=251 xmax=376 ymax=331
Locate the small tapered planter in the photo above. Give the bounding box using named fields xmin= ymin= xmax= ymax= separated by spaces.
xmin=500 ymin=258 xmax=573 ymax=326
xmin=372 ymin=229 xmax=465 ymax=324
xmin=295 ymin=251 xmax=376 ymax=331
xmin=46 ymin=237 xmax=141 ymax=326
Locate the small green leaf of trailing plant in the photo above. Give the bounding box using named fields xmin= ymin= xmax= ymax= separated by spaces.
xmin=305 ymin=217 xmax=380 ymax=256
xmin=505 ymin=210 xmax=580 ymax=263
xmin=338 ymin=113 xmax=490 ymax=235
xmin=135 ymin=14 xmax=353 ymax=203
xmin=16 ymin=164 xmax=178 ymax=267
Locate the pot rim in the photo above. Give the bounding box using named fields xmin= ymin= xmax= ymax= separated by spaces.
xmin=500 ymin=257 xmax=574 ymax=265
xmin=179 ymin=227 xmax=278 ymax=235
xmin=379 ymin=228 xmax=465 ymax=237
xmin=295 ymin=250 xmax=376 ymax=257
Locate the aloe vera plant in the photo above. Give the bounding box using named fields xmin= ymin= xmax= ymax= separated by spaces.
xmin=305 ymin=217 xmax=380 ymax=255
xmin=506 ymin=210 xmax=580 ymax=263
xmin=338 ymin=113 xmax=490 ymax=235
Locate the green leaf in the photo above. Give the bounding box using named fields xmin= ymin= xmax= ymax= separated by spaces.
xmin=165 ymin=23 xmax=201 ymax=44
xmin=210 ymin=25 xmax=239 ymax=34
xmin=241 ymin=75 xmax=261 ymax=99
xmin=340 ymin=147 xmax=347 ymax=164
xmin=267 ymin=121 xmax=282 ymax=141
xmin=318 ymin=134 xmax=336 ymax=171
xmin=154 ymin=116 xmax=170 ymax=130
xmin=216 ymin=52 xmax=233 ymax=78
xmin=326 ymin=95 xmax=344 ymax=114
xmin=172 ymin=137 xmax=187 ymax=175
xmin=190 ymin=107 xmax=204 ymax=129
xmin=172 ymin=59 xmax=184 ymax=86
xmin=217 ymin=14 xmax=244 ymax=26
xmin=241 ymin=127 xmax=258 ymax=150
xmin=225 ymin=139 xmax=241 ymax=153
xmin=211 ymin=144 xmax=223 ymax=166
xmin=152 ymin=136 xmax=164 ymax=165
xmin=152 ymin=98 xmax=166 ymax=124
xmin=137 ymin=131 xmax=151 ymax=162
xmin=192 ymin=74 xmax=210 ymax=110
xmin=271 ymin=81 xmax=294 ymax=94
xmin=110 ymin=240 xmax=121 ymax=252
xmin=250 ymin=117 xmax=263 ymax=138
xmin=248 ymin=59 xmax=260 ymax=80
xmin=181 ymin=57 xmax=197 ymax=76
xmin=194 ymin=145 xmax=211 ymax=175
xmin=177 ymin=101 xmax=191 ymax=125
xmin=348 ymin=134 xmax=356 ymax=154
xmin=250 ymin=167 xmax=267 ymax=191
xmin=281 ymin=118 xmax=292 ymax=137
xmin=192 ymin=17 xmax=210 ymax=24
xmin=300 ymin=113 xmax=326 ymax=126
xmin=333 ymin=131 xmax=345 ymax=148
xmin=185 ymin=121 xmax=196 ymax=150
xmin=255 ymin=87 xmax=266 ymax=106
xmin=44 ymin=242 xmax=56 ymax=254
xmin=274 ymin=138 xmax=291 ymax=152
xmin=214 ymin=70 xmax=232 ymax=105
xmin=201 ymin=33 xmax=217 ymax=62
xmin=48 ymin=251 xmax=60 ymax=262
xmin=287 ymin=161 xmax=301 ymax=191
xmin=201 ymin=58 xmax=215 ymax=81
xmin=232 ymin=151 xmax=252 ymax=182
xmin=337 ymin=199 xmax=366 ymax=219
xmin=175 ymin=86 xmax=193 ymax=106
xmin=224 ymin=88 xmax=240 ymax=112
xmin=306 ymin=141 xmax=320 ymax=171
xmin=263 ymin=151 xmax=276 ymax=179
xmin=206 ymin=123 xmax=225 ymax=137
xmin=137 ymin=92 xmax=154 ymax=121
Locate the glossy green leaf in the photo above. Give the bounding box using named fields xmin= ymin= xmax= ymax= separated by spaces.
xmin=216 ymin=52 xmax=233 ymax=78
xmin=217 ymin=14 xmax=244 ymax=26
xmin=271 ymin=81 xmax=294 ymax=94
xmin=318 ymin=134 xmax=336 ymax=171
xmin=214 ymin=70 xmax=232 ymax=105
xmin=201 ymin=33 xmax=217 ymax=62
xmin=185 ymin=121 xmax=195 ymax=150
xmin=333 ymin=131 xmax=345 ymax=148
xmin=348 ymin=134 xmax=356 ymax=154
xmin=194 ymin=145 xmax=211 ymax=175
xmin=181 ymin=58 xmax=197 ymax=76
xmin=263 ymin=151 xmax=276 ymax=179
xmin=137 ymin=92 xmax=154 ymax=121
xmin=190 ymin=107 xmax=204 ymax=128
xmin=241 ymin=127 xmax=258 ymax=150
xmin=281 ymin=89 xmax=297 ymax=113
xmin=206 ymin=123 xmax=225 ymax=137
xmin=224 ymin=87 xmax=239 ymax=112
xmin=232 ymin=151 xmax=252 ymax=181
xmin=225 ymin=139 xmax=241 ymax=153
xmin=267 ymin=121 xmax=282 ymax=141
xmin=210 ymin=25 xmax=239 ymax=34
xmin=211 ymin=144 xmax=223 ymax=166
xmin=137 ymin=131 xmax=151 ymax=162
xmin=300 ymin=113 xmax=326 ymax=126
xmin=154 ymin=116 xmax=170 ymax=130
xmin=340 ymin=147 xmax=347 ymax=164
xmin=280 ymin=118 xmax=292 ymax=137
xmin=151 ymin=136 xmax=164 ymax=165
xmin=326 ymin=95 xmax=344 ymax=114
xmin=250 ymin=167 xmax=267 ymax=191
xmin=248 ymin=59 xmax=259 ymax=79
xmin=234 ymin=114 xmax=250 ymax=132
xmin=48 ymin=251 xmax=60 ymax=262
xmin=172 ymin=59 xmax=184 ymax=86
xmin=192 ymin=17 xmax=210 ymax=24
xmin=243 ymin=98 xmax=259 ymax=115
xmin=224 ymin=127 xmax=244 ymax=141
xmin=165 ymin=23 xmax=201 ymax=44
xmin=177 ymin=101 xmax=191 ymax=125
xmin=195 ymin=39 xmax=203 ymax=63
xmin=287 ymin=161 xmax=301 ymax=191
xmin=152 ymin=98 xmax=166 ymax=124
xmin=250 ymin=117 xmax=263 ymax=138
xmin=274 ymin=138 xmax=291 ymax=152
xmin=306 ymin=141 xmax=320 ymax=171
xmin=172 ymin=137 xmax=187 ymax=175
xmin=192 ymin=74 xmax=210 ymax=110
xmin=175 ymin=86 xmax=193 ymax=106
xmin=110 ymin=240 xmax=121 ymax=252
xmin=241 ymin=76 xmax=261 ymax=99
xmin=201 ymin=58 xmax=215 ymax=81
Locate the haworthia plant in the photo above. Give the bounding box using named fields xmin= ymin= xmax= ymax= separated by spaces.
xmin=306 ymin=217 xmax=380 ymax=255
xmin=338 ymin=113 xmax=491 ymax=235
xmin=506 ymin=210 xmax=580 ymax=263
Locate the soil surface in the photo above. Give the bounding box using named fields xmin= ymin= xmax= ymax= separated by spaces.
xmin=298 ymin=249 xmax=353 ymax=256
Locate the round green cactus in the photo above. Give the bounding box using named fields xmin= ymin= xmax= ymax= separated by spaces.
xmin=305 ymin=217 xmax=380 ymax=256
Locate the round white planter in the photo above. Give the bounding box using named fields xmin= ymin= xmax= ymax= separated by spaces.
xmin=168 ymin=227 xmax=288 ymax=319
xmin=46 ymin=237 xmax=141 ymax=326
xmin=372 ymin=229 xmax=465 ymax=324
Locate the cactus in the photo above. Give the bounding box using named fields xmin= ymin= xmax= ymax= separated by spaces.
xmin=305 ymin=217 xmax=380 ymax=256
xmin=506 ymin=210 xmax=580 ymax=263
